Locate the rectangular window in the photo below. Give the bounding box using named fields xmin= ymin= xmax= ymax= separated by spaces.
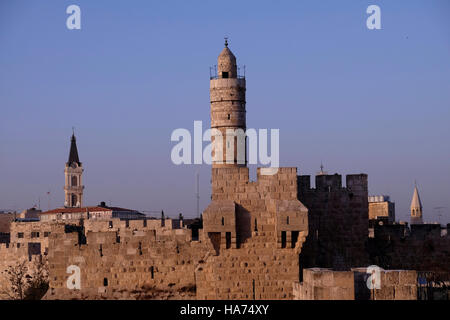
xmin=44 ymin=232 xmax=50 ymax=237
xmin=17 ymin=232 xmax=24 ymax=239
xmin=222 ymin=72 xmax=229 ymax=78
xmin=31 ymin=232 xmax=39 ymax=238
xmin=226 ymin=232 xmax=231 ymax=249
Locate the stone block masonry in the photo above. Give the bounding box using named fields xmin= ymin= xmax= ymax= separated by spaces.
xmin=294 ymin=268 xmax=417 ymax=300
xmin=368 ymin=223 xmax=450 ymax=272
xmin=298 ymin=174 xmax=369 ymax=271
xmin=45 ymin=227 xmax=213 ymax=299
xmin=198 ymin=166 xmax=309 ymax=299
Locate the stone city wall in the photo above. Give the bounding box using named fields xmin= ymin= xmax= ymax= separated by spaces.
xmin=293 ymin=268 xmax=355 ymax=300
xmin=368 ymin=223 xmax=450 ymax=272
xmin=45 ymin=227 xmax=212 ymax=300
xmin=298 ymin=174 xmax=369 ymax=271
xmin=294 ymin=268 xmax=417 ymax=300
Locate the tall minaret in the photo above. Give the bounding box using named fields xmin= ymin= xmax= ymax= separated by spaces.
xmin=210 ymin=38 xmax=246 ymax=168
xmin=64 ymin=131 xmax=84 ymax=207
xmin=410 ymin=183 xmax=423 ymax=224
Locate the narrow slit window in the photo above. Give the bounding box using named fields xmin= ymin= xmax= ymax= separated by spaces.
xmin=281 ymin=231 xmax=287 ymax=248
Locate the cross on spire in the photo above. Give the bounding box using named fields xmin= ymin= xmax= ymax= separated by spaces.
xmin=317 ymin=162 xmax=327 ymax=176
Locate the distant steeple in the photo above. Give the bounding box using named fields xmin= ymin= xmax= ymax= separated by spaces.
xmin=67 ymin=131 xmax=81 ymax=166
xmin=317 ymin=162 xmax=328 ymax=176
xmin=64 ymin=130 xmax=84 ymax=207
xmin=410 ymin=182 xmax=423 ymax=224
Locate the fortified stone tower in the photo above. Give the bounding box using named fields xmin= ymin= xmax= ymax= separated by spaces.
xmin=64 ymin=132 xmax=84 ymax=207
xmin=210 ymin=38 xmax=246 ymax=168
xmin=199 ymin=41 xmax=309 ymax=299
xmin=410 ymin=183 xmax=423 ymax=225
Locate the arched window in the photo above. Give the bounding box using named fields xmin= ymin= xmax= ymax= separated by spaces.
xmin=71 ymin=176 xmax=77 ymax=186
xmin=71 ymin=194 xmax=77 ymax=206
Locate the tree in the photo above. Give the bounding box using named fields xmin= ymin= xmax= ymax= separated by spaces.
xmin=1 ymin=257 xmax=49 ymax=300
xmin=2 ymin=260 xmax=28 ymax=300
xmin=24 ymin=257 xmax=49 ymax=300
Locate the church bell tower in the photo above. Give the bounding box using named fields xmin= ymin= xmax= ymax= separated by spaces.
xmin=64 ymin=131 xmax=84 ymax=207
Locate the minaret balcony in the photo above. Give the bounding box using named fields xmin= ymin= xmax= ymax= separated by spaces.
xmin=210 ymin=65 xmax=245 ymax=80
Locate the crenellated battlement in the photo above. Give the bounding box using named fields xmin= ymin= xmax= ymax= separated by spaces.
xmin=298 ymin=173 xmax=368 ymax=194
xmin=212 ymin=167 xmax=300 ymax=200
xmin=199 ymin=164 xmax=309 ymax=299
xmin=297 ymin=172 xmax=369 ymax=271
xmin=208 ymin=166 xmax=308 ymax=248
xmin=44 ymin=225 xmax=211 ymax=299
xmin=374 ymin=222 xmax=448 ymax=240
xmin=369 ymin=223 xmax=450 ymax=272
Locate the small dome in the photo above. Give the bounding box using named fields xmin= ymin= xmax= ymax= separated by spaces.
xmin=218 ymin=46 xmax=236 ymax=62
xmin=217 ymin=45 xmax=237 ymax=78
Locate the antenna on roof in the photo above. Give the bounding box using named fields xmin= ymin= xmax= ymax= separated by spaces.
xmin=47 ymin=190 xmax=51 ymax=211
xmin=196 ymin=171 xmax=200 ymax=218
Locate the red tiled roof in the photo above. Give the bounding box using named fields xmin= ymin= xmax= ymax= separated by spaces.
xmin=40 ymin=206 xmax=140 ymax=215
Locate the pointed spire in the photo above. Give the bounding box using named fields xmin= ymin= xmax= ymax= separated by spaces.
xmin=67 ymin=131 xmax=81 ymax=165
xmin=410 ymin=183 xmax=422 ymax=210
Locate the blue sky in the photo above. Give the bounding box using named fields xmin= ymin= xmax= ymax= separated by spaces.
xmin=0 ymin=0 xmax=449 ymax=223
